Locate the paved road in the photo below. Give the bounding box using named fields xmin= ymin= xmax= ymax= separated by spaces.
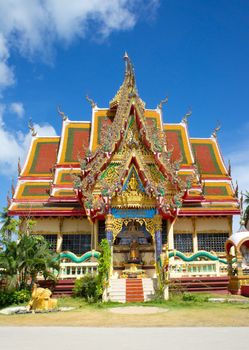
xmin=0 ymin=327 xmax=248 ymax=350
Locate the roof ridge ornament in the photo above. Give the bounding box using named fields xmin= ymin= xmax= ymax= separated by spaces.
xmin=57 ymin=105 xmax=68 ymax=121
xmin=28 ymin=118 xmax=37 ymax=137
xmin=211 ymin=122 xmax=221 ymax=138
xmin=157 ymin=96 xmax=168 ymax=111
xmin=86 ymin=95 xmax=97 ymax=109
xmin=181 ymin=107 xmax=192 ymax=124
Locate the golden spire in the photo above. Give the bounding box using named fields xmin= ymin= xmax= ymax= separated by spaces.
xmin=109 ymin=52 xmax=137 ymax=109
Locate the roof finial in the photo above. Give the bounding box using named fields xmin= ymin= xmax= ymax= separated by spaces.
xmin=157 ymin=96 xmax=168 ymax=110
xmin=11 ymin=178 xmax=15 ymax=197
xmin=240 ymin=191 xmax=244 ymax=211
xmin=7 ymin=191 xmax=11 ymax=207
xmin=18 ymin=157 xmax=21 ymax=176
xmin=28 ymin=118 xmax=37 ymax=137
xmin=86 ymin=95 xmax=97 ymax=109
xmin=57 ymin=105 xmax=68 ymax=121
xmin=182 ymin=107 xmax=192 ymax=124
xmin=234 ymin=180 xmax=238 ymax=198
xmin=123 ymin=51 xmax=129 ymax=74
xmin=211 ymin=122 xmax=221 ymax=138
xmin=228 ymin=159 xmax=231 ymax=176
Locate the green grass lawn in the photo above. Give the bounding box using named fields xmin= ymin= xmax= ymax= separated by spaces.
xmin=1 ymin=293 xmax=249 ymax=327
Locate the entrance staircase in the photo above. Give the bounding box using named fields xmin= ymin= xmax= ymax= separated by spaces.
xmin=108 ymin=278 xmax=155 ymax=303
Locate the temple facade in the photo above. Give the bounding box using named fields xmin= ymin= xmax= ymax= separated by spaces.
xmin=9 ymin=55 xmax=240 ymax=288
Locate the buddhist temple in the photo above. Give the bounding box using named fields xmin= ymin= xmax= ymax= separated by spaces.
xmin=8 ymin=55 xmax=240 ymax=300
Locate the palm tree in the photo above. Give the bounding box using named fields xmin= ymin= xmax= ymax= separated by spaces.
xmin=0 ymin=234 xmax=59 ymax=290
xmin=243 ymin=191 xmax=249 ymax=228
xmin=0 ymin=207 xmax=18 ymax=241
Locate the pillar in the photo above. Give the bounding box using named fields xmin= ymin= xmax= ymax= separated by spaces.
xmin=105 ymin=214 xmax=114 ymax=245
xmin=105 ymin=214 xmax=114 ymax=278
xmin=167 ymin=219 xmax=175 ymax=250
xmin=56 ymin=218 xmax=64 ymax=253
xmin=154 ymin=214 xmax=162 ymax=261
xmin=192 ymin=217 xmax=198 ymax=253
xmin=91 ymin=220 xmax=98 ymax=250
xmin=56 ymin=233 xmax=63 ymax=253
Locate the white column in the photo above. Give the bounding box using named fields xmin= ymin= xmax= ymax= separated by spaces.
xmin=56 ymin=233 xmax=63 ymax=253
xmin=167 ymin=219 xmax=175 ymax=250
xmin=192 ymin=217 xmax=198 ymax=253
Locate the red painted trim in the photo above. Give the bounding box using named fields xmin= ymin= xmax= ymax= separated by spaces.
xmin=8 ymin=210 xmax=85 ymax=217
xmin=18 ymin=176 xmax=52 ymax=180
xmin=178 ymin=210 xmax=240 ymax=216
xmin=55 ymin=164 xmax=81 ymax=169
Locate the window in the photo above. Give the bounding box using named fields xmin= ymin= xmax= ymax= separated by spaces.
xmin=197 ymin=233 xmax=229 ymax=252
xmin=174 ymin=233 xmax=193 ymax=253
xmin=162 ymin=220 xmax=167 ymax=245
xmin=62 ymin=234 xmax=91 ymax=255
xmin=98 ymin=220 xmax=106 ymax=244
xmin=43 ymin=234 xmax=57 ymax=251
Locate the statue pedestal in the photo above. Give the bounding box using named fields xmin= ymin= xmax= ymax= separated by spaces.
xmin=121 ymin=263 xmax=147 ymax=278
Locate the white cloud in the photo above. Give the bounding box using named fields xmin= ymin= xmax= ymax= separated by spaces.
xmin=9 ymin=102 xmax=25 ymax=118
xmin=0 ymin=0 xmax=159 ymax=91
xmin=0 ymin=33 xmax=15 ymax=90
xmin=0 ymin=104 xmax=56 ymax=175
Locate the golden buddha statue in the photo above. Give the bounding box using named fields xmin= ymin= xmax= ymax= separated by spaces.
xmin=129 ymin=239 xmax=140 ymax=263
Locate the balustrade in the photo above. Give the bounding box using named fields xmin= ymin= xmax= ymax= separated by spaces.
xmin=169 ymin=259 xmax=227 ymax=278
xmin=58 ymin=261 xmax=99 ymax=279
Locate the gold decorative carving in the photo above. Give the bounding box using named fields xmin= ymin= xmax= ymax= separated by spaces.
xmin=112 ymin=218 xmax=123 ymax=238
xmin=112 ymin=173 xmax=156 ymax=208
xmin=153 ymin=214 xmax=162 ymax=231
xmin=105 ymin=214 xmax=114 ymax=231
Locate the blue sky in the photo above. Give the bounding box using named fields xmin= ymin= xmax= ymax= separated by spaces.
xmin=0 ymin=0 xmax=249 ymax=228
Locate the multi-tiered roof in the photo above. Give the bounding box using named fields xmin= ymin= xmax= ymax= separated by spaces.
xmin=9 ymin=55 xmax=240 ymax=219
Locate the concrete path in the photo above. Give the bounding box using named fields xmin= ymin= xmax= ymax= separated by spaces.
xmin=0 ymin=327 xmax=248 ymax=350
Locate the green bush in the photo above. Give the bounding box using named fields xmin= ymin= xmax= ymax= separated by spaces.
xmin=12 ymin=290 xmax=30 ymax=304
xmin=73 ymin=274 xmax=99 ymax=302
xmin=182 ymin=292 xmax=208 ymax=303
xmin=0 ymin=289 xmax=31 ymax=308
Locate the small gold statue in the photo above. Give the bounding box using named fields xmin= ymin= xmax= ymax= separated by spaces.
xmin=27 ymin=283 xmax=57 ymax=311
xmin=129 ymin=240 xmax=140 ymax=263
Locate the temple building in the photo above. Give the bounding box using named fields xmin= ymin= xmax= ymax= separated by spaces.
xmin=8 ymin=55 xmax=240 ymax=298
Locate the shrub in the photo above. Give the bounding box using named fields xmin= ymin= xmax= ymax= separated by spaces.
xmin=12 ymin=290 xmax=31 ymax=304
xmin=0 ymin=289 xmax=31 ymax=308
xmin=182 ymin=292 xmax=208 ymax=303
xmin=73 ymin=274 xmax=99 ymax=302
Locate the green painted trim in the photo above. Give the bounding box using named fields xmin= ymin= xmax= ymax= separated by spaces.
xmin=58 ymin=250 xmax=101 ymax=262
xmin=22 ymin=184 xmax=49 ymax=197
xmin=168 ymin=250 xmax=236 ymax=264
xmin=204 ymin=186 xmax=229 ymax=196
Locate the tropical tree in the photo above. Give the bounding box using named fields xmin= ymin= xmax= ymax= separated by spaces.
xmin=0 ymin=207 xmax=19 ymax=242
xmin=0 ymin=234 xmax=59 ymax=291
xmin=244 ymin=191 xmax=249 ymax=227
